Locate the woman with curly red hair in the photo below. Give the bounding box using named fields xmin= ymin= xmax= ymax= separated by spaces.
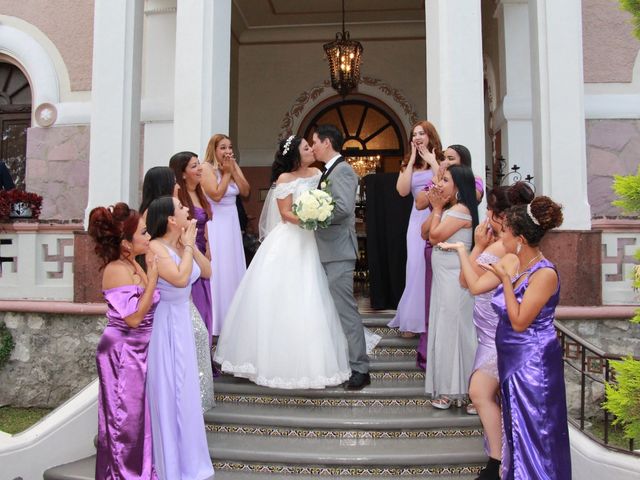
xmin=88 ymin=202 xmax=159 ymax=479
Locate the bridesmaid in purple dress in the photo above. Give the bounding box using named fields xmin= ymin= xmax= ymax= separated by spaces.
xmin=88 ymin=202 xmax=159 ymax=480
xmin=442 ymin=183 xmax=535 ymax=480
xmin=169 ymin=151 xmax=213 ymax=340
xmin=146 ymin=196 xmax=214 ymax=480
xmin=443 ymin=195 xmax=570 ymax=479
xmin=202 ymin=134 xmax=250 ymax=335
xmin=388 ymin=121 xmax=442 ymax=338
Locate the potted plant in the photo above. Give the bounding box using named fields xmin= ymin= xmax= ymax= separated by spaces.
xmin=0 ymin=189 xmax=43 ymax=221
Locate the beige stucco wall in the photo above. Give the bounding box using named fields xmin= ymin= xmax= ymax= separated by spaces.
xmin=236 ymin=38 xmax=426 ymax=158
xmin=1 ymin=0 xmax=94 ymax=91
xmin=582 ymin=0 xmax=639 ymax=83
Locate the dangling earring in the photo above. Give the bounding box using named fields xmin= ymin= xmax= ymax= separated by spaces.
xmin=516 ymin=242 xmax=522 ymax=255
xmin=455 ymin=191 xmax=460 ymax=202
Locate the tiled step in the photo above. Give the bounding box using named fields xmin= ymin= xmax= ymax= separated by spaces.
xmin=43 ymin=455 xmax=481 ymax=479
xmin=205 ymin=403 xmax=482 ymax=438
xmin=214 ymin=376 xmax=430 ymax=407
xmin=209 ymin=431 xmax=485 ymax=469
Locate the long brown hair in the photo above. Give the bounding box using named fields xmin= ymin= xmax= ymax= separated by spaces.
xmin=204 ymin=133 xmax=231 ymax=169
xmin=401 ymin=120 xmax=444 ymax=170
xmin=169 ymin=151 xmax=212 ymax=220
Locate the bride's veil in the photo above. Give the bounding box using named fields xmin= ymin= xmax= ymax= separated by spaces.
xmin=258 ymin=184 xmax=281 ymax=241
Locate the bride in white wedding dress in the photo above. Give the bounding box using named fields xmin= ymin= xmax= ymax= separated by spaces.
xmin=213 ymin=136 xmax=352 ymax=389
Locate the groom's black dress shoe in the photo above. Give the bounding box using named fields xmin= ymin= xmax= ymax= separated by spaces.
xmin=344 ymin=371 xmax=371 ymax=390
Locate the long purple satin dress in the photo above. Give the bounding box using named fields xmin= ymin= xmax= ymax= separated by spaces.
xmin=208 ymin=172 xmax=246 ymax=335
xmin=389 ymin=169 xmax=433 ymax=333
xmin=491 ymin=259 xmax=571 ymax=479
xmin=96 ymin=285 xmax=160 ymax=480
xmin=191 ymin=205 xmax=213 ymax=340
xmin=147 ymin=246 xmax=214 ymax=480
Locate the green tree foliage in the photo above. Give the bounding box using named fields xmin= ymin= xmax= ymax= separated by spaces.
xmin=605 ymin=167 xmax=640 ymax=439
xmin=604 ymin=357 xmax=640 ymax=440
xmin=620 ymin=0 xmax=640 ymax=40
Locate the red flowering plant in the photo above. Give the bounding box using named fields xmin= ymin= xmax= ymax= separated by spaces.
xmin=0 ymin=189 xmax=43 ymax=220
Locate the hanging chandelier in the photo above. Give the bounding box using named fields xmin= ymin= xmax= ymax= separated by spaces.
xmin=346 ymin=155 xmax=380 ymax=178
xmin=323 ymin=0 xmax=363 ymax=96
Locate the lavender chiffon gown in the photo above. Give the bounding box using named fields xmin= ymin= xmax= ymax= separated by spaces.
xmin=96 ymin=285 xmax=159 ymax=480
xmin=147 ymin=246 xmax=214 ymax=480
xmin=491 ymin=259 xmax=571 ymax=479
xmin=388 ymin=169 xmax=433 ymax=333
xmin=208 ymin=173 xmax=246 ymax=335
xmin=191 ymin=205 xmax=213 ymax=340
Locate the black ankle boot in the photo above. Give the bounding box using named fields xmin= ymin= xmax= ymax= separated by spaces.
xmin=475 ymin=457 xmax=501 ymax=480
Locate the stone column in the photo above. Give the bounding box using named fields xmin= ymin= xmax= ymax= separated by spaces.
xmin=495 ymin=0 xmax=534 ymax=180
xmin=425 ymin=0 xmax=486 ymax=186
xmin=529 ymin=0 xmax=591 ymax=229
xmin=85 ymin=0 xmax=144 ymax=225
xmin=173 ymin=0 xmax=231 ymax=155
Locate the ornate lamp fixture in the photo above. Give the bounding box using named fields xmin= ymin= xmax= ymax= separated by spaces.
xmin=323 ymin=0 xmax=363 ymax=96
xmin=346 ymin=155 xmax=380 ymax=178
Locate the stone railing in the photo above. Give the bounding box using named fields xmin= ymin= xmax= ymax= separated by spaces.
xmin=0 ymin=222 xmax=81 ymax=301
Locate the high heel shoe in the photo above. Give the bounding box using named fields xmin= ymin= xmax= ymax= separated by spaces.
xmin=475 ymin=457 xmax=501 ymax=480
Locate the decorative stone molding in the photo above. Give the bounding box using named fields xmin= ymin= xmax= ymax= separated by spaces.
xmin=279 ymin=77 xmax=419 ymax=140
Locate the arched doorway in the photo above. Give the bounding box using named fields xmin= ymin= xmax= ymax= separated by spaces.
xmin=299 ymin=96 xmax=411 ymax=302
xmin=299 ymin=95 xmax=407 ymax=174
xmin=0 ymin=61 xmax=32 ymax=190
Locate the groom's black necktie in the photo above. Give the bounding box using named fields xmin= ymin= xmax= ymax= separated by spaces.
xmin=318 ymin=157 xmax=344 ymax=188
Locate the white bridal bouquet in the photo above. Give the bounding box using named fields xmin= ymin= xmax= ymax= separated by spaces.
xmin=292 ymin=185 xmax=335 ymax=230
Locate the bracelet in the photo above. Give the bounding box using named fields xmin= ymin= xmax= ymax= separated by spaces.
xmin=184 ymin=245 xmax=194 ymax=252
xmin=433 ymin=213 xmax=441 ymax=217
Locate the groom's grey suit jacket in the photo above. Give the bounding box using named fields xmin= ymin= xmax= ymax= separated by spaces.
xmin=315 ymin=158 xmax=359 ymax=263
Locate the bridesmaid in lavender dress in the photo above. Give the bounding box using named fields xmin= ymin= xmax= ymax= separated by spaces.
xmin=140 ymin=164 xmax=215 ymax=411
xmin=88 ymin=203 xmax=159 ymax=480
xmin=169 ymin=152 xmax=213 ymax=339
xmin=388 ymin=121 xmax=442 ymax=337
xmin=442 ymin=182 xmax=535 ymax=480
xmin=415 ymin=143 xmax=485 ymax=369
xmin=146 ymin=196 xmax=214 ymax=480
xmin=202 ymin=134 xmax=250 ymax=335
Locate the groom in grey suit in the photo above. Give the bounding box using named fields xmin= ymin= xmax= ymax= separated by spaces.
xmin=312 ymin=124 xmax=370 ymax=390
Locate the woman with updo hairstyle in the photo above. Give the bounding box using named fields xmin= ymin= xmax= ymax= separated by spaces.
xmin=214 ymin=135 xmax=351 ymax=389
xmin=201 ymin=133 xmax=249 ymax=335
xmin=442 ymin=195 xmax=570 ymax=479
xmin=439 ymin=181 xmax=534 ymax=480
xmin=88 ymin=202 xmax=159 ymax=479
xmin=145 ymin=196 xmax=214 ymax=480
xmin=388 ymin=121 xmax=442 ymax=339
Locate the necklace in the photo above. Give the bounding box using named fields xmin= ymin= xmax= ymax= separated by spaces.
xmin=516 ymin=251 xmax=543 ymax=277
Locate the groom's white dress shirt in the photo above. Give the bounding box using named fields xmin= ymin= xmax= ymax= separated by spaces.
xmin=324 ymin=154 xmax=341 ymax=172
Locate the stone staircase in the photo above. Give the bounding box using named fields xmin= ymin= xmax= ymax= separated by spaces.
xmin=44 ymin=314 xmax=486 ymax=479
